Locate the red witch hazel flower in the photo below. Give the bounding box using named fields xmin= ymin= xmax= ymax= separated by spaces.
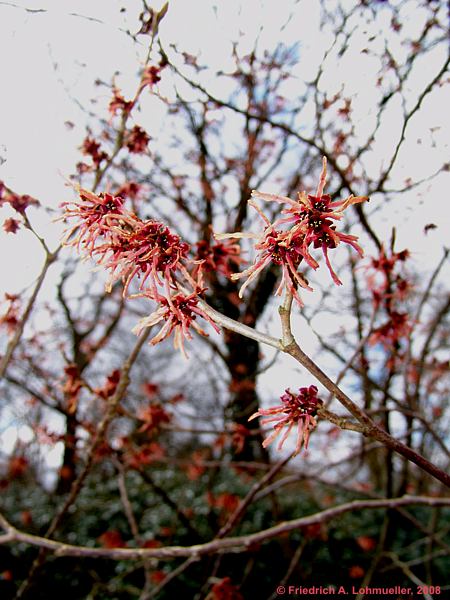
xmin=193 ymin=238 xmax=245 ymax=283
xmin=365 ymin=245 xmax=413 ymax=352
xmin=0 ymin=186 xmax=40 ymax=215
xmin=115 ymin=181 xmax=141 ymax=200
xmin=62 ymin=189 xmax=225 ymax=356
xmin=369 ymin=310 xmax=412 ymax=350
xmin=125 ymin=125 xmax=150 ymax=154
xmin=366 ymin=245 xmax=411 ymax=308
xmin=217 ymin=157 xmax=368 ymax=305
xmin=218 ymin=206 xmax=313 ymax=306
xmin=249 ymin=385 xmax=323 ymax=455
xmin=208 ymin=577 xmax=244 ymax=600
xmin=137 ymin=403 xmax=172 ymax=435
xmin=97 ymin=218 xmax=192 ymax=296
xmin=60 ymin=188 xmax=125 ymax=251
xmin=81 ymin=136 xmax=108 ymax=167
xmin=61 ymin=187 xmax=220 ymax=355
xmin=3 ymin=217 xmax=20 ymax=234
xmin=140 ymin=65 xmax=162 ymax=88
xmin=0 ymin=293 xmax=21 ymax=334
xmin=108 ymin=88 xmax=134 ymax=116
xmin=132 ymin=290 xmax=220 ymax=358
xmin=61 ymin=188 xmax=190 ymax=295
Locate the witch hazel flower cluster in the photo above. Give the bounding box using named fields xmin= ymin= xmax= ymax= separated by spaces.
xmin=249 ymin=385 xmax=323 ymax=455
xmin=60 ymin=188 xmax=229 ymax=355
xmin=61 ymin=157 xmax=367 ymax=357
xmin=217 ymin=157 xmax=368 ymax=305
xmin=366 ymin=245 xmax=413 ymax=353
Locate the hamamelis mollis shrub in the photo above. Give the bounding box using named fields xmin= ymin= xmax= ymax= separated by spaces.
xmin=1 ymin=1 xmax=450 ymax=598
xmin=61 ymin=157 xmax=367 ymax=453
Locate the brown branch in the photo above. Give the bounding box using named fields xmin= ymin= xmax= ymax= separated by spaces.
xmin=141 ymin=556 xmax=199 ymax=600
xmin=380 ymin=552 xmax=433 ymax=600
xmin=14 ymin=328 xmax=151 ymax=599
xmin=114 ymin=458 xmax=141 ymax=541
xmin=377 ymin=55 xmax=450 ymax=191
xmin=318 ymin=407 xmax=365 ymax=433
xmin=282 ymin=338 xmax=450 ymax=488
xmin=135 ymin=466 xmax=202 ymax=540
xmin=197 ymin=295 xmax=450 ymax=487
xmin=217 ymin=453 xmax=293 ymax=539
xmin=1 ymin=496 xmax=449 ymax=561
xmin=268 ymin=540 xmax=307 ymax=600
xmin=0 ymin=247 xmax=58 ymax=380
xmin=113 ymin=458 xmax=155 ymax=598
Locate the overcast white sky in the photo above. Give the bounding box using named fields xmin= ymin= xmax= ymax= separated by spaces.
xmin=0 ymin=0 xmax=448 ymax=297
xmin=0 ymin=0 xmax=297 ymax=287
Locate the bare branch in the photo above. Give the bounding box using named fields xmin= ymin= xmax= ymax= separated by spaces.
xmin=1 ymin=496 xmax=449 ymax=561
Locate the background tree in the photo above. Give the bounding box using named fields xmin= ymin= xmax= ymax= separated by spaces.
xmin=0 ymin=1 xmax=449 ymax=598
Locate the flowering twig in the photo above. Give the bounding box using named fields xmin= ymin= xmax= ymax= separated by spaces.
xmin=58 ymin=157 xmax=450 ymax=487
xmin=218 ymin=158 xmax=367 ymax=306
xmin=249 ymin=386 xmax=323 ymax=455
xmin=279 ymin=337 xmax=450 ymax=488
